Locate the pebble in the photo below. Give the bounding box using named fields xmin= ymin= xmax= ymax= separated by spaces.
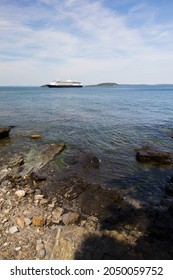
xmin=51 ymin=207 xmax=63 ymax=224
xmin=16 ymin=216 xmax=25 ymax=228
xmin=2 ymin=218 xmax=8 ymax=224
xmin=61 ymin=211 xmax=80 ymax=225
xmin=34 ymin=195 xmax=44 ymax=200
xmin=24 ymin=218 xmax=32 ymax=226
xmin=40 ymin=199 xmax=49 ymax=205
xmin=32 ymin=216 xmax=46 ymax=227
xmin=15 ymin=190 xmax=26 ymax=198
xmin=36 ymin=242 xmax=44 ymax=251
xmin=15 ymin=246 xmax=22 ymax=251
xmin=37 ymin=249 xmax=46 ymax=259
xmin=9 ymin=226 xmax=19 ymax=234
xmin=36 ymin=239 xmax=46 ymax=259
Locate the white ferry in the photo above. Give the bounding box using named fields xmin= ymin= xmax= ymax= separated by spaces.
xmin=44 ymin=79 xmax=83 ymax=88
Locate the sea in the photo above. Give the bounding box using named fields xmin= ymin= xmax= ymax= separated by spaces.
xmin=1 ymin=84 xmax=173 ymax=204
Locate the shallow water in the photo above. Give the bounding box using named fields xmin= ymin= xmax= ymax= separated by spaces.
xmin=1 ymin=85 xmax=173 ymax=203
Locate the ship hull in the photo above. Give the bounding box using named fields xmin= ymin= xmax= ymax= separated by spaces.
xmin=46 ymin=84 xmax=83 ymax=88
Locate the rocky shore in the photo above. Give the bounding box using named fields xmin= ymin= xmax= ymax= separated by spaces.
xmin=0 ymin=128 xmax=173 ymax=260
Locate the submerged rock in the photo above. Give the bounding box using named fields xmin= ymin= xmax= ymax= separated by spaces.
xmin=136 ymin=148 xmax=173 ymax=165
xmin=0 ymin=127 xmax=11 ymax=139
xmin=20 ymin=143 xmax=66 ymax=178
xmin=30 ymin=134 xmax=42 ymax=139
xmin=165 ymin=183 xmax=173 ymax=196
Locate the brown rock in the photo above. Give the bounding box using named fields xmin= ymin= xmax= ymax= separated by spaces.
xmin=32 ymin=216 xmax=46 ymax=227
xmin=16 ymin=216 xmax=25 ymax=228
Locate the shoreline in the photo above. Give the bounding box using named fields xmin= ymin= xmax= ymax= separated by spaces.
xmin=1 ymin=133 xmax=173 ymax=259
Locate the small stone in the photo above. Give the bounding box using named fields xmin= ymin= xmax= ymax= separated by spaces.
xmin=40 ymin=199 xmax=49 ymax=205
xmin=9 ymin=226 xmax=19 ymax=234
xmin=61 ymin=212 xmax=80 ymax=225
xmin=16 ymin=216 xmax=25 ymax=228
xmin=36 ymin=239 xmax=43 ymax=244
xmin=31 ymin=172 xmax=46 ymax=182
xmin=48 ymin=202 xmax=55 ymax=208
xmin=2 ymin=218 xmax=8 ymax=224
xmin=15 ymin=246 xmax=22 ymax=251
xmin=51 ymin=207 xmax=63 ymax=224
xmin=26 ymin=189 xmax=35 ymax=194
xmin=15 ymin=190 xmax=26 ymax=198
xmin=24 ymin=218 xmax=32 ymax=226
xmin=34 ymin=194 xmax=44 ymax=200
xmin=36 ymin=243 xmax=44 ymax=251
xmin=30 ymin=134 xmax=41 ymax=139
xmin=3 ymin=209 xmax=11 ymax=214
xmin=37 ymin=249 xmax=46 ymax=259
xmin=32 ymin=216 xmax=46 ymax=227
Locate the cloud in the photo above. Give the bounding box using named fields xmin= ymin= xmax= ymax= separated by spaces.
xmin=0 ymin=0 xmax=173 ymax=85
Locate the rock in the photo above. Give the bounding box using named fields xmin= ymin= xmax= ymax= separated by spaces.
xmin=45 ymin=226 xmax=88 ymax=260
xmin=40 ymin=199 xmax=49 ymax=205
xmin=61 ymin=212 xmax=80 ymax=225
xmin=20 ymin=143 xmax=66 ymax=178
xmin=30 ymin=134 xmax=41 ymax=139
xmin=0 ymin=127 xmax=11 ymax=139
xmin=15 ymin=190 xmax=26 ymax=198
xmin=36 ymin=240 xmax=46 ymax=259
xmin=136 ymin=148 xmax=173 ymax=165
xmin=15 ymin=246 xmax=22 ymax=251
xmin=84 ymin=155 xmax=100 ymax=169
xmin=36 ymin=241 xmax=44 ymax=251
xmin=34 ymin=195 xmax=44 ymax=200
xmin=32 ymin=216 xmax=46 ymax=227
xmin=9 ymin=156 xmax=24 ymax=167
xmin=0 ymin=168 xmax=10 ymax=183
xmin=37 ymin=249 xmax=46 ymax=259
xmin=51 ymin=208 xmax=64 ymax=224
xmin=9 ymin=226 xmax=19 ymax=234
xmin=16 ymin=216 xmax=25 ymax=228
xmin=24 ymin=218 xmax=32 ymax=226
xmin=31 ymin=172 xmax=46 ymax=182
xmin=165 ymin=183 xmax=173 ymax=196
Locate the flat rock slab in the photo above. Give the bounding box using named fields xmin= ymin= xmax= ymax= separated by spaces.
xmin=136 ymin=149 xmax=173 ymax=165
xmin=0 ymin=127 xmax=11 ymax=139
xmin=20 ymin=143 xmax=66 ymax=177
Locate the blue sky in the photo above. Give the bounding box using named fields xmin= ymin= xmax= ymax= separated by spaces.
xmin=0 ymin=0 xmax=173 ymax=85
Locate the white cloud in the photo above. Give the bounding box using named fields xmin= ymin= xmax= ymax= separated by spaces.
xmin=0 ymin=0 xmax=173 ymax=85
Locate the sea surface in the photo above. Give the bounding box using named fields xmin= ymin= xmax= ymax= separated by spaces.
xmin=1 ymin=84 xmax=173 ymax=204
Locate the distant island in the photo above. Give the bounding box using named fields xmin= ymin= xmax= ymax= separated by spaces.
xmin=86 ymin=82 xmax=118 ymax=87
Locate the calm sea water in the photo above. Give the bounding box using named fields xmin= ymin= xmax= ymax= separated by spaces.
xmin=1 ymin=85 xmax=173 ymax=203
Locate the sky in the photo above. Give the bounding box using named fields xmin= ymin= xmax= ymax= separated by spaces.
xmin=0 ymin=0 xmax=173 ymax=85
